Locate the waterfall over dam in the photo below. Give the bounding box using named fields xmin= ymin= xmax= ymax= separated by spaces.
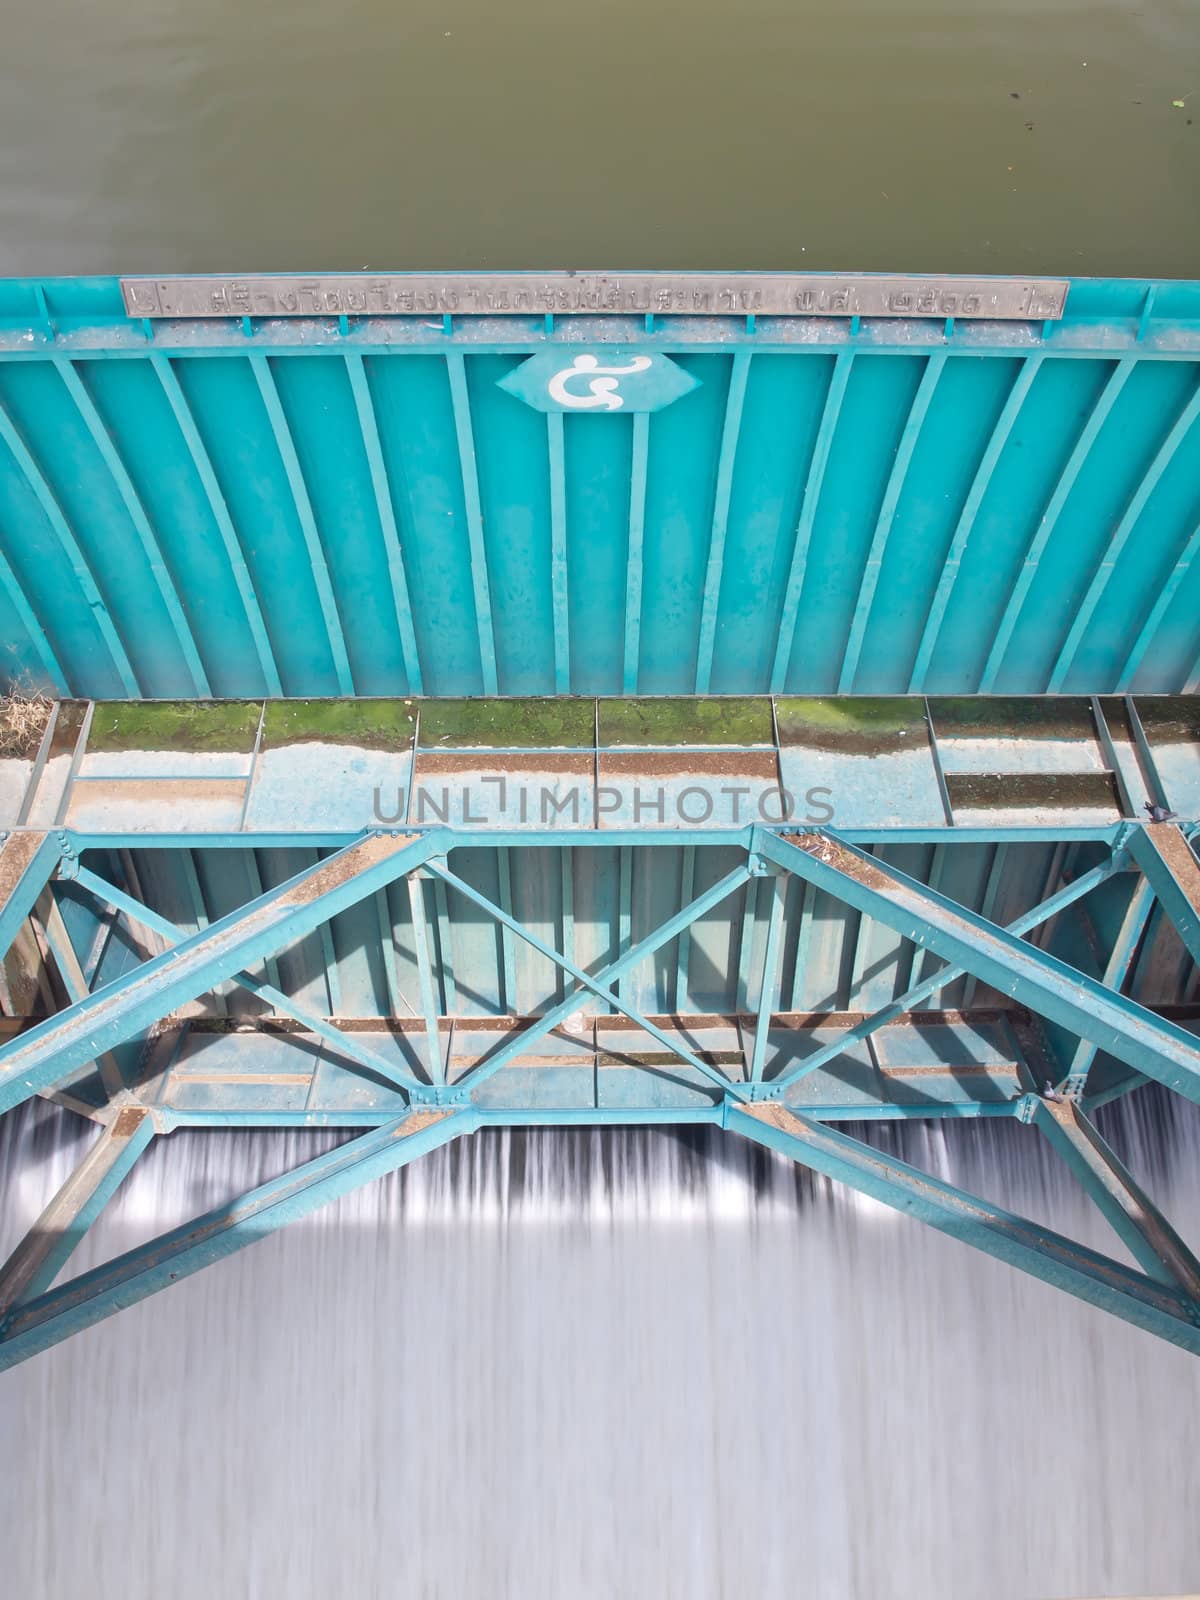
xmin=2 ymin=1091 xmax=1198 ymax=1600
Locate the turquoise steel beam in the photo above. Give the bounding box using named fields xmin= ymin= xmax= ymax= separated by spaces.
xmin=70 ymin=865 xmax=429 ymax=1097
xmin=0 ymin=1106 xmax=153 ymax=1317
xmin=1119 ymin=515 xmax=1200 ymax=690
xmin=0 ymin=1108 xmax=475 ymax=1370
xmin=766 ymin=848 xmax=1129 ymax=1096
xmin=0 ymin=392 xmax=141 ymax=695
xmin=728 ymin=1101 xmax=1200 ymax=1356
xmin=0 ymin=830 xmax=441 ymax=1114
xmin=0 ymin=545 xmax=69 ymax=694
xmin=547 ymin=411 xmax=570 ymax=693
xmin=771 ymin=350 xmax=853 ymax=692
xmin=1048 ymin=377 xmax=1200 ymax=691
xmin=151 ymin=352 xmax=284 ymax=696
xmin=839 ymin=350 xmax=946 ymax=692
xmin=0 ymin=831 xmax=61 ymax=963
xmin=445 ymin=861 xmax=753 ymax=1093
xmin=979 ymin=357 xmax=1135 ymax=691
xmin=622 ymin=412 xmax=650 ymax=693
xmin=1033 ymin=1097 xmax=1200 ymax=1298
xmin=407 ymin=873 xmax=445 ymax=1084
xmin=426 ymin=861 xmax=746 ymax=1098
xmin=53 ymin=357 xmax=211 ymax=697
xmin=1061 ymin=877 xmax=1155 ymax=1098
xmin=33 ymin=886 xmax=125 ymax=1097
xmin=1127 ymin=824 xmax=1200 ymax=968
xmin=748 ymin=874 xmax=787 ymax=1082
xmin=754 ymin=828 xmax=1200 ymax=1103
xmin=695 ymin=350 xmax=752 ymax=694
xmin=58 ymin=825 xmax=1135 ymax=853
xmin=250 ymin=354 xmax=355 ymax=694
xmin=445 ymin=350 xmax=499 ymax=694
xmin=344 ymin=352 xmax=424 ymax=694
xmin=908 ymin=354 xmax=1042 ymax=691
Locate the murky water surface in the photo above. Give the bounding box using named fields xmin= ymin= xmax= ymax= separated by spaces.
xmin=1 ymin=0 xmax=1198 ymax=277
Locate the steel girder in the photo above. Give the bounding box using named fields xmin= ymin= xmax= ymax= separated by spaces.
xmin=0 ymin=820 xmax=1198 ymax=1368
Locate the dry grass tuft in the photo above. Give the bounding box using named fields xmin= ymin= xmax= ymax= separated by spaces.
xmin=0 ymin=690 xmax=53 ymax=759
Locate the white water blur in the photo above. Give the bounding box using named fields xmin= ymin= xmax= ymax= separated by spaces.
xmin=1 ymin=1096 xmax=1199 ymax=1600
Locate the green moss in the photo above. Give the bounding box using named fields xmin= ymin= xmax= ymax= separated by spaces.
xmin=775 ymin=697 xmax=925 ymax=752
xmin=89 ymin=701 xmax=263 ymax=753
xmin=598 ymin=697 xmax=773 ymax=747
xmin=417 ymin=698 xmax=594 ymax=748
xmin=262 ymin=699 xmax=417 ymax=751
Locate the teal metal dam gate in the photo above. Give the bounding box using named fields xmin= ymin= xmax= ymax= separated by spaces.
xmin=0 ymin=271 xmax=1198 ymax=1366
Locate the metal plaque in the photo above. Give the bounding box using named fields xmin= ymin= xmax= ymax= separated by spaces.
xmin=119 ymin=273 xmax=1069 ymax=321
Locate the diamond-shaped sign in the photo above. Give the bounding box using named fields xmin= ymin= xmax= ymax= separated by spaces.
xmin=497 ymin=349 xmax=700 ymax=414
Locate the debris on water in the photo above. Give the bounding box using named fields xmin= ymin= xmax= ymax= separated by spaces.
xmin=1010 ymin=91 xmax=1021 ymax=100
xmin=1024 ymin=121 xmax=1035 ymax=131
xmin=1174 ymin=99 xmax=1187 ymax=108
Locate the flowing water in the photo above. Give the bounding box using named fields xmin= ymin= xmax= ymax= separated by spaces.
xmin=1 ymin=1095 xmax=1199 ymax=1599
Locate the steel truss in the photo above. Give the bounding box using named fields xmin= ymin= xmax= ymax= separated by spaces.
xmin=0 ymin=818 xmax=1198 ymax=1368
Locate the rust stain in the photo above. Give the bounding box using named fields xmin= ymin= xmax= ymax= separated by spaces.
xmin=396 ymin=1108 xmax=450 ymax=1136
xmin=284 ymin=833 xmax=417 ymax=907
xmin=738 ymin=1101 xmax=801 ymax=1133
xmin=1146 ymin=824 xmax=1200 ymax=915
xmin=783 ymin=831 xmax=897 ymax=889
xmin=0 ymin=831 xmax=47 ymax=903
xmin=111 ymin=1106 xmax=148 ymax=1138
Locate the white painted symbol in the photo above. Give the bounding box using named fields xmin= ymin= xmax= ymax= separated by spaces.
xmin=547 ymin=354 xmax=653 ymax=411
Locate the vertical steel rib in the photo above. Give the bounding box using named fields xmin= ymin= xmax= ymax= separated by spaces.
xmin=250 ymin=354 xmax=354 ymax=694
xmin=622 ymin=412 xmax=650 ymax=694
xmin=0 ymin=394 xmax=139 ymax=694
xmin=1118 ymin=514 xmax=1200 ymax=690
xmin=674 ymin=844 xmax=696 ymax=1012
xmin=748 ymin=875 xmax=786 ymax=1081
xmin=446 ymin=351 xmax=499 ymax=693
xmin=1048 ymin=377 xmax=1200 ymax=690
xmin=547 ymin=411 xmax=570 ymax=692
xmin=771 ymin=351 xmax=854 ymax=692
xmin=908 ymin=353 xmax=1042 ymax=691
xmin=151 ymin=353 xmax=283 ymax=695
xmin=0 ymin=540 xmax=68 ymax=693
xmin=980 ymin=357 xmax=1135 ymax=691
xmin=407 ymin=874 xmax=443 ymax=1084
xmin=344 ymin=353 xmax=424 ymax=694
xmin=496 ymin=848 xmax=519 ymax=1014
xmin=838 ymin=350 xmax=946 ymax=692
xmin=53 ymin=358 xmax=209 ymax=695
xmin=695 ymin=351 xmax=752 ymax=693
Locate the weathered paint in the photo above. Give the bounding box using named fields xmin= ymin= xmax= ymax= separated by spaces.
xmin=2 ymin=277 xmax=1200 ymax=700
xmin=0 ymin=273 xmax=1197 ymax=1367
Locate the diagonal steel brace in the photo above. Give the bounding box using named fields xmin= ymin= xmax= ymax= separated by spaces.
xmin=0 ymin=831 xmax=442 ymax=1116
